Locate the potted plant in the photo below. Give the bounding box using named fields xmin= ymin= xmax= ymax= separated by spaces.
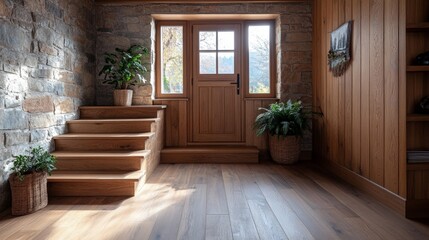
xmin=99 ymin=44 xmax=149 ymax=106
xmin=9 ymin=146 xmax=56 ymax=215
xmin=254 ymin=100 xmax=309 ymax=164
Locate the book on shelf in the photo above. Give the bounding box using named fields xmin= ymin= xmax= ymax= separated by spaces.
xmin=407 ymin=151 xmax=429 ymax=163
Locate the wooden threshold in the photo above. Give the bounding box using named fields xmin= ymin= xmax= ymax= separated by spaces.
xmin=161 ymin=146 xmax=259 ymax=164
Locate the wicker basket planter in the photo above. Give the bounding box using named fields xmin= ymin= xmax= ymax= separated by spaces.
xmin=9 ymin=172 xmax=48 ymax=216
xmin=269 ymin=135 xmax=301 ymax=164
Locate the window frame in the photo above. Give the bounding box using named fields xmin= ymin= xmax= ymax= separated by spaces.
xmin=155 ymin=20 xmax=276 ymax=99
xmin=243 ymin=20 xmax=276 ymax=98
xmin=155 ymin=21 xmax=189 ymax=98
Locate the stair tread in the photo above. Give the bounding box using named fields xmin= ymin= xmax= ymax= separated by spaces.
xmin=68 ymin=118 xmax=159 ymax=123
xmin=162 ymin=146 xmax=259 ymax=154
xmin=48 ymin=170 xmax=145 ymax=182
xmin=54 ymin=132 xmax=154 ymax=139
xmin=80 ymin=105 xmax=166 ymax=110
xmin=52 ymin=150 xmax=150 ymax=158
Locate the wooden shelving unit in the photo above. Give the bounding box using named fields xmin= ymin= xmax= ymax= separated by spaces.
xmin=405 ymin=0 xmax=429 ymax=218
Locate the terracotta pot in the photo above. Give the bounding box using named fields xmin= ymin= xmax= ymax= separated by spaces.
xmin=113 ymin=89 xmax=133 ymax=106
xmin=269 ymin=135 xmax=301 ymax=164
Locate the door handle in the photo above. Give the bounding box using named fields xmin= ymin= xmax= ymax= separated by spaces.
xmin=230 ymin=74 xmax=240 ymax=95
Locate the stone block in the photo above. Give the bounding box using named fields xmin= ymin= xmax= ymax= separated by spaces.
xmin=4 ymin=95 xmax=22 ymax=108
xmin=58 ymin=71 xmax=74 ymax=83
xmin=29 ymin=113 xmax=55 ymax=129
xmin=124 ymin=17 xmax=139 ymax=23
xmin=3 ymin=64 xmax=20 ymax=74
xmin=24 ymin=55 xmax=38 ymax=68
xmin=0 ymin=109 xmax=28 ymax=130
xmin=29 ymin=79 xmax=55 ymax=93
xmin=45 ymin=0 xmax=64 ymax=19
xmin=24 ymin=0 xmax=45 ymax=13
xmin=23 ymin=96 xmax=54 ymax=113
xmin=283 ymin=51 xmax=312 ymax=64
xmin=53 ymin=97 xmax=74 ymax=114
xmin=31 ymin=69 xmax=54 ymax=79
xmin=47 ymin=56 xmax=62 ymax=68
xmin=0 ymin=148 xmax=12 ymax=163
xmin=0 ymin=1 xmax=12 ymax=18
xmin=53 ymin=82 xmax=65 ymax=96
xmin=284 ymin=42 xmax=312 ymax=51
xmin=284 ymin=32 xmax=312 ymax=43
xmin=30 ymin=129 xmax=49 ymax=143
xmin=5 ymin=131 xmax=30 ymax=146
xmin=55 ymin=114 xmax=65 ymax=125
xmin=0 ymin=20 xmax=31 ymax=52
xmin=11 ymin=5 xmax=32 ymax=23
xmin=35 ymin=27 xmax=55 ymax=45
xmin=7 ymin=78 xmax=28 ymax=93
xmin=64 ymin=84 xmax=81 ymax=98
xmin=131 ymin=84 xmax=152 ymax=105
xmin=38 ymin=42 xmax=58 ymax=56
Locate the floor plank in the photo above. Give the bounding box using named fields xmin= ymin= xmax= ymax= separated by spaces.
xmin=205 ymin=215 xmax=233 ymax=240
xmin=1 ymin=163 xmax=428 ymax=240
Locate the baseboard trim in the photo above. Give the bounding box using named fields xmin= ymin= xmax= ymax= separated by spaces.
xmin=321 ymin=160 xmax=406 ymax=216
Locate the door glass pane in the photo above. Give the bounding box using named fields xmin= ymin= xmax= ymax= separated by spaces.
xmin=200 ymin=52 xmax=217 ymax=74
xmin=218 ymin=52 xmax=234 ymax=74
xmin=248 ymin=25 xmax=270 ymax=94
xmin=218 ymin=31 xmax=234 ymax=50
xmin=199 ymin=31 xmax=216 ymax=50
xmin=160 ymin=26 xmax=183 ymax=94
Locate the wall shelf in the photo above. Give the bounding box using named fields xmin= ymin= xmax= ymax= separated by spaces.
xmin=407 ymin=114 xmax=429 ymax=122
xmin=407 ymin=22 xmax=429 ymax=31
xmin=407 ymin=66 xmax=429 ymax=72
xmin=408 ymin=162 xmax=429 ymax=171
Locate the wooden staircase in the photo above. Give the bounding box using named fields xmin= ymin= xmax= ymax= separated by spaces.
xmin=48 ymin=105 xmax=165 ymax=197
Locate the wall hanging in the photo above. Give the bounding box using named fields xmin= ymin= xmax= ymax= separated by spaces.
xmin=328 ymin=21 xmax=353 ymax=77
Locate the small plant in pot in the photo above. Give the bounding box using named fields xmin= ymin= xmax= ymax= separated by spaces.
xmin=99 ymin=45 xmax=149 ymax=106
xmin=9 ymin=146 xmax=56 ymax=215
xmin=254 ymin=100 xmax=309 ymax=164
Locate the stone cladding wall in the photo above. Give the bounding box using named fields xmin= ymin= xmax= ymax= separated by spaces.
xmin=0 ymin=0 xmax=96 ymax=212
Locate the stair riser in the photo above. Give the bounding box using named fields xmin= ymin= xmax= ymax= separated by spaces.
xmin=161 ymin=153 xmax=259 ymax=164
xmin=55 ymin=158 xmax=143 ymax=171
xmin=80 ymin=109 xmax=159 ymax=119
xmin=48 ymin=182 xmax=137 ymax=197
xmin=68 ymin=122 xmax=154 ymax=134
xmin=55 ymin=138 xmax=149 ymax=151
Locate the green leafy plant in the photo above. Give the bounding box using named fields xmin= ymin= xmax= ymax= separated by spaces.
xmin=12 ymin=146 xmax=56 ymax=181
xmin=254 ymin=100 xmax=309 ymax=137
xmin=98 ymin=44 xmax=149 ymax=89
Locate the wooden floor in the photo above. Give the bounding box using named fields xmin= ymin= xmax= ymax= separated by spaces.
xmin=1 ymin=163 xmax=429 ymax=240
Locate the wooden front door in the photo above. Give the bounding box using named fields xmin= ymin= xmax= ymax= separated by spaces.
xmin=192 ymin=24 xmax=242 ymax=142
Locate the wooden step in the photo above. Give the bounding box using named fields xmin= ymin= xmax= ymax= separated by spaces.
xmin=80 ymin=105 xmax=166 ymax=119
xmin=54 ymin=133 xmax=154 ymax=151
xmin=52 ymin=150 xmax=150 ymax=171
xmin=47 ymin=170 xmax=145 ymax=196
xmin=161 ymin=146 xmax=259 ymax=164
xmin=67 ymin=119 xmax=158 ymax=133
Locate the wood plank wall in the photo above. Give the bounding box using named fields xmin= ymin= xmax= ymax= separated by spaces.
xmin=312 ymin=0 xmax=407 ymax=202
